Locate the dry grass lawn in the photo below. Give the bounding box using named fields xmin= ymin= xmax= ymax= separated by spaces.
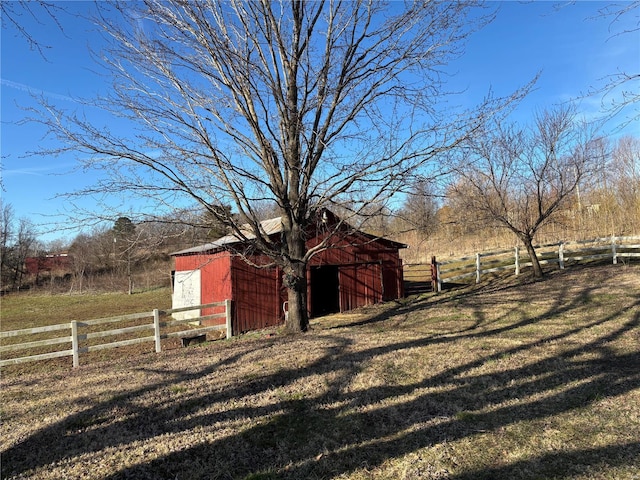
xmin=1 ymin=264 xmax=639 ymax=479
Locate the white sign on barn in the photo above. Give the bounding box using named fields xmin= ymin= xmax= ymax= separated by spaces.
xmin=172 ymin=270 xmax=201 ymax=320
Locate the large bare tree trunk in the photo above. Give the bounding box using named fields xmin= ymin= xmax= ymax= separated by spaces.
xmin=284 ymin=260 xmax=308 ymax=333
xmin=282 ymin=219 xmax=309 ymax=333
xmin=522 ymin=236 xmax=544 ymax=279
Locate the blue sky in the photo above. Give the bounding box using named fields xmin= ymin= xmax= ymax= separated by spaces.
xmin=1 ymin=1 xmax=639 ymax=245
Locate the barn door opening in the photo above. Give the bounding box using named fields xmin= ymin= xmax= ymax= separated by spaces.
xmin=310 ymin=265 xmax=340 ymax=317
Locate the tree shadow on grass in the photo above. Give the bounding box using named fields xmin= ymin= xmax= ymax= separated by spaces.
xmin=449 ymin=440 xmax=640 ymax=480
xmin=327 ymin=264 xmax=606 ymax=342
xmin=2 ymin=274 xmax=639 ymax=479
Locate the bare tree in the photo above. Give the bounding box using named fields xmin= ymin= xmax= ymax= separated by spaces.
xmin=588 ymin=1 xmax=640 ymax=128
xmin=13 ymin=218 xmax=38 ymax=287
xmin=610 ymin=136 xmax=640 ymax=232
xmin=36 ymin=1 xmax=531 ymax=331
xmin=450 ymin=105 xmax=599 ymax=278
xmin=1 ymin=1 xmax=66 ymax=58
xmin=68 ymin=232 xmax=92 ymax=293
xmin=112 ymin=217 xmax=167 ymax=294
xmin=68 ymin=226 xmax=119 ymax=292
xmin=352 ymin=201 xmax=394 ymax=237
xmin=111 ymin=217 xmax=136 ymax=294
xmin=397 ymin=178 xmax=439 ymax=235
xmin=0 ymin=203 xmax=38 ymax=290
xmin=0 ymin=203 xmax=16 ymax=290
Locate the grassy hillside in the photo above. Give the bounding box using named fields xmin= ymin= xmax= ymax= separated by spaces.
xmin=0 ymin=288 xmax=173 ymax=375
xmin=1 ymin=287 xmax=172 ymax=331
xmin=1 ymin=264 xmax=639 ymax=479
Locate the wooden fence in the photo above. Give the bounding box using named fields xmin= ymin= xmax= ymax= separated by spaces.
xmin=404 ymin=235 xmax=640 ymax=294
xmin=0 ymin=300 xmax=232 ymax=368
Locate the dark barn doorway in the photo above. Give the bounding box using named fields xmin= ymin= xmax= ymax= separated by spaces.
xmin=310 ymin=265 xmax=340 ymax=317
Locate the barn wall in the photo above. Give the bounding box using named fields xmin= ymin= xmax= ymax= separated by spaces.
xmin=338 ymin=262 xmax=383 ymax=312
xmin=308 ymin=235 xmax=404 ymax=312
xmin=307 ymin=231 xmax=404 ymax=304
xmin=231 ymin=256 xmax=283 ymax=333
xmin=25 ymin=254 xmax=72 ymax=276
xmin=381 ymin=255 xmax=404 ymax=300
xmin=174 ymin=252 xmax=232 ymax=326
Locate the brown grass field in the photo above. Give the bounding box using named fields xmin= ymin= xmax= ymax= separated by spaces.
xmin=1 ymin=264 xmax=639 ymax=479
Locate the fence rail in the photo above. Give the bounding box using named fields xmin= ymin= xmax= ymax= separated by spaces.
xmin=404 ymin=235 xmax=639 ymax=294
xmin=0 ymin=300 xmax=232 ymax=368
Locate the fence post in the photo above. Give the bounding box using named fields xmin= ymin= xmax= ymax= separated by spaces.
xmin=225 ymin=299 xmax=233 ymax=339
xmin=611 ymin=235 xmax=618 ymax=264
xmin=153 ymin=309 xmax=162 ymax=353
xmin=436 ymin=262 xmax=442 ymax=292
xmin=558 ymin=242 xmax=565 ymax=270
xmin=514 ymin=246 xmax=520 ymax=276
xmin=71 ymin=320 xmax=79 ymax=368
xmin=430 ymin=256 xmax=438 ymax=292
xmin=476 ymin=253 xmax=481 ymax=284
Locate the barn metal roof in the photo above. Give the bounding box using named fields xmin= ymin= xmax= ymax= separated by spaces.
xmin=170 ymin=217 xmax=284 ymax=256
xmin=171 ymin=212 xmax=407 ymax=256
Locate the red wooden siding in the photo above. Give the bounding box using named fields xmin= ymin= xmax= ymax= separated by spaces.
xmin=174 ymin=253 xmax=232 ymax=326
xmin=231 ymin=257 xmax=282 ymax=333
xmin=25 ymin=254 xmax=72 ymax=276
xmin=308 ymin=231 xmax=404 ymax=305
xmin=338 ymin=263 xmax=383 ymax=312
xmin=381 ymin=257 xmax=404 ymax=300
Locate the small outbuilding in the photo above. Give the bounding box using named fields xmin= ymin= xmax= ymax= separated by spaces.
xmin=170 ymin=212 xmax=406 ymax=334
xmin=25 ymin=253 xmax=72 ymax=277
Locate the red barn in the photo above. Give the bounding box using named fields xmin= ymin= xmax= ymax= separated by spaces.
xmin=25 ymin=253 xmax=72 ymax=277
xmin=171 ymin=212 xmax=406 ymax=334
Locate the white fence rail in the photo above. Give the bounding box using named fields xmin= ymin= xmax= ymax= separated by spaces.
xmin=434 ymin=235 xmax=639 ymax=292
xmin=0 ymin=300 xmax=232 ymax=368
